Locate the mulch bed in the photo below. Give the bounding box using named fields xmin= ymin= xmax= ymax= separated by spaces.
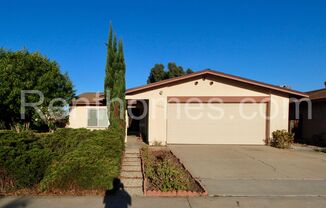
xmin=140 ymin=147 xmax=207 ymax=197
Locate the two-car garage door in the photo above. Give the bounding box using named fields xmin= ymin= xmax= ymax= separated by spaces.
xmin=167 ymin=103 xmax=266 ymax=144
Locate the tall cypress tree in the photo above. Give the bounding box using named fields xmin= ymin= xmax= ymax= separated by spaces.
xmin=104 ymin=23 xmax=126 ymax=130
xmin=105 ymin=24 xmax=114 ymax=128
xmin=110 ymin=33 xmax=119 ymax=128
xmin=116 ymin=40 xmax=126 ymax=129
xmin=104 ymin=23 xmax=114 ymax=98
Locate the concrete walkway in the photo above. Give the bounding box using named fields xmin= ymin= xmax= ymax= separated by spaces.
xmin=0 ymin=195 xmax=325 ymax=208
xmin=169 ymin=145 xmax=326 ymax=197
xmin=120 ymin=135 xmax=146 ymax=196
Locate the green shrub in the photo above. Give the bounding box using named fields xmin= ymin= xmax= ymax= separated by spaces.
xmin=270 ymin=130 xmax=294 ymax=149
xmin=40 ymin=129 xmax=124 ymax=191
xmin=142 ymin=147 xmax=189 ymax=192
xmin=0 ymin=128 xmax=124 ymax=192
xmin=0 ymin=131 xmax=53 ymax=190
xmin=37 ymin=128 xmax=91 ymax=157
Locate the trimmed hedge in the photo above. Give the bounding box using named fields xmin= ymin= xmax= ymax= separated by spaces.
xmin=40 ymin=129 xmax=124 ymax=191
xmin=0 ymin=128 xmax=124 ymax=192
xmin=0 ymin=131 xmax=52 ymax=190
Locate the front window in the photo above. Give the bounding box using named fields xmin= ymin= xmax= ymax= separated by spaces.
xmin=88 ymin=108 xmax=108 ymax=127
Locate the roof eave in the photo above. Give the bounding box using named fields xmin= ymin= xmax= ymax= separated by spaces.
xmin=126 ymin=69 xmax=308 ymax=97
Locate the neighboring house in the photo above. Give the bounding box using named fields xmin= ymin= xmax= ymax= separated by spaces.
xmin=69 ymin=69 xmax=308 ymax=145
xmin=69 ymin=92 xmax=109 ymax=129
xmin=291 ymin=86 xmax=326 ymax=146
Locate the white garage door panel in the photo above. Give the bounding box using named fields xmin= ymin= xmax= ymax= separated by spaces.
xmin=167 ymin=103 xmax=266 ymax=144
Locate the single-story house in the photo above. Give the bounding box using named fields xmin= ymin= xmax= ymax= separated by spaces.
xmin=69 ymin=69 xmax=308 ymax=145
xmin=69 ymin=92 xmax=108 ymax=129
xmin=290 ymin=86 xmax=326 ymax=146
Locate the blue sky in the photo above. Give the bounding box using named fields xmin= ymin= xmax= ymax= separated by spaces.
xmin=1 ymin=0 xmax=325 ymax=94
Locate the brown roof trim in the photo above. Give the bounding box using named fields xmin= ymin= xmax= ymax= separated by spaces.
xmin=126 ymin=69 xmax=308 ymax=97
xmin=306 ymin=88 xmax=326 ymax=93
xmin=167 ymin=96 xmax=270 ymax=103
xmin=70 ymin=92 xmax=105 ymax=106
xmin=306 ymin=88 xmax=326 ymax=100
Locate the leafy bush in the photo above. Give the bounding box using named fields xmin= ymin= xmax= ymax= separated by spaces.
xmin=270 ymin=130 xmax=294 ymax=149
xmin=0 ymin=128 xmax=124 ymax=192
xmin=40 ymin=129 xmax=124 ymax=191
xmin=0 ymin=49 xmax=74 ymax=132
xmin=38 ymin=128 xmax=91 ymax=157
xmin=142 ymin=147 xmax=189 ymax=192
xmin=0 ymin=131 xmax=53 ymax=191
xmin=152 ymin=141 xmax=164 ymax=146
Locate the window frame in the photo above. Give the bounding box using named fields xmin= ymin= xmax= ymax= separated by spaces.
xmin=87 ymin=108 xmax=108 ymax=128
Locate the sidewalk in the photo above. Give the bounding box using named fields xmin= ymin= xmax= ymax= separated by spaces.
xmin=0 ymin=195 xmax=325 ymax=208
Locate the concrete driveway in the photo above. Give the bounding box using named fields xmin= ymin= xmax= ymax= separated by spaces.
xmin=169 ymin=145 xmax=326 ymax=197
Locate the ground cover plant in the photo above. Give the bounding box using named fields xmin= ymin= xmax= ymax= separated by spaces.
xmin=140 ymin=147 xmax=204 ymax=193
xmin=0 ymin=128 xmax=124 ymax=194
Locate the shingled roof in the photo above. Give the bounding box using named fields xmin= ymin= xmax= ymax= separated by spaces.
xmin=307 ymin=88 xmax=326 ymax=101
xmin=71 ymin=92 xmax=105 ymax=106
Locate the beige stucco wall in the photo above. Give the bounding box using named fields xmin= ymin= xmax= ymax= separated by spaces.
xmin=126 ymin=76 xmax=291 ymax=144
xmin=68 ymin=106 xmax=108 ymax=130
xmin=269 ymin=92 xmax=290 ymax=137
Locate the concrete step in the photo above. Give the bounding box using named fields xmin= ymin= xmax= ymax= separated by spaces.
xmin=124 ymin=154 xmax=140 ymax=159
xmin=123 ymin=157 xmax=141 ymax=162
xmin=123 ymin=187 xmax=143 ymax=196
xmin=125 ymin=149 xmax=139 ymax=154
xmin=120 ymin=171 xmax=143 ymax=178
xmin=121 ymin=178 xmax=143 ymax=187
xmin=121 ymin=165 xmax=142 ymax=172
xmin=123 ymin=161 xmax=140 ymax=166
